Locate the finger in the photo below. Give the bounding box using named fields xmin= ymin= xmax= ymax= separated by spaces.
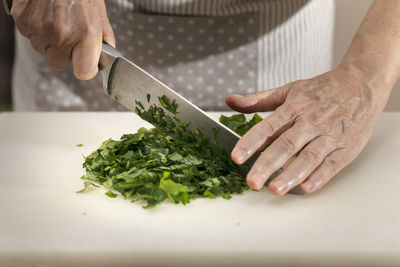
xmin=246 ymin=122 xmax=317 ymax=190
xmin=268 ymin=136 xmax=338 ymax=196
xmin=225 ymin=84 xmax=290 ymax=113
xmin=300 ymin=149 xmax=350 ymax=194
xmin=231 ymin=105 xmax=296 ymax=165
xmin=25 ymin=0 xmax=46 ymax=41
xmin=29 ymin=35 xmax=51 ymax=54
xmin=27 ymin=0 xmax=63 ymax=54
xmin=46 ymin=44 xmax=73 ymax=70
xmin=11 ymin=0 xmax=33 ymax=37
xmin=98 ymin=0 xmax=116 ymax=47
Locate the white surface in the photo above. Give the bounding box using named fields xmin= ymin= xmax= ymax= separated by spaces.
xmin=0 ymin=112 xmax=400 ymax=267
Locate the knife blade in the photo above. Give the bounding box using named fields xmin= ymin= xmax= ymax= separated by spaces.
xmin=99 ymin=43 xmax=241 ymax=154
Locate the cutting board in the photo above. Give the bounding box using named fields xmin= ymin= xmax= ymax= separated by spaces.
xmin=1 ymin=112 xmax=400 ymax=267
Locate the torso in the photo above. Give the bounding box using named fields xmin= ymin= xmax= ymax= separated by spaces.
xmin=12 ymin=0 xmax=334 ymax=111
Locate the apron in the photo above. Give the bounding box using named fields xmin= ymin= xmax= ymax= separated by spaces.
xmin=12 ymin=0 xmax=334 ymax=111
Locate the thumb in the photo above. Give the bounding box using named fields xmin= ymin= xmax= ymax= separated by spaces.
xmin=72 ymin=34 xmax=102 ymax=80
xmin=225 ymin=85 xmax=289 ymax=113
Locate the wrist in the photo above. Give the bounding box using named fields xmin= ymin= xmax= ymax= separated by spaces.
xmin=335 ymin=61 xmax=392 ymax=111
xmin=337 ymin=60 xmax=379 ymax=89
xmin=338 ymin=31 xmax=400 ymax=96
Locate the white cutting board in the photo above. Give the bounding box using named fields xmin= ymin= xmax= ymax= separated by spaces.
xmin=0 ymin=112 xmax=400 ymax=267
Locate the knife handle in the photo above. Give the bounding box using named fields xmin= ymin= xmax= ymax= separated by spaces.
xmin=99 ymin=41 xmax=121 ymax=71
xmin=3 ymin=0 xmax=12 ymax=15
xmin=99 ymin=42 xmax=122 ymax=94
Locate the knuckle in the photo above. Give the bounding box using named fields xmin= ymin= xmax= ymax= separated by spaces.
xmin=297 ymin=116 xmax=325 ymax=136
xmin=41 ymin=20 xmax=55 ymax=35
xmin=301 ymin=150 xmax=319 ymax=162
xmin=31 ymin=17 xmax=44 ymax=33
xmin=52 ymin=22 xmax=71 ymax=46
xmin=279 ymin=102 xmax=302 ymax=119
xmin=81 ymin=22 xmax=101 ymax=37
xmin=276 ymin=136 xmax=296 ymax=154
xmin=308 ymin=112 xmax=324 ymax=125
xmin=258 ymin=120 xmax=276 ymax=135
xmin=325 ymin=157 xmax=340 ymax=171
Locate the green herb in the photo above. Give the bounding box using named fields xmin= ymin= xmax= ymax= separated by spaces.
xmin=158 ymin=95 xmax=178 ymax=115
xmin=105 ymin=191 xmax=118 ymax=198
xmin=79 ymin=97 xmax=263 ymax=208
xmin=76 ymin=181 xmax=99 ymax=193
xmin=76 ymin=144 xmax=83 ymax=147
xmin=219 ymin=113 xmax=263 ymax=136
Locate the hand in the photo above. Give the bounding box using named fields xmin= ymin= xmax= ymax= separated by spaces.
xmin=226 ymin=67 xmax=385 ymax=195
xmin=11 ymin=0 xmax=115 ymax=80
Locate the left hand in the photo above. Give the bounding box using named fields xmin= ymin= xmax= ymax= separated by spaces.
xmin=226 ymin=66 xmax=386 ymax=195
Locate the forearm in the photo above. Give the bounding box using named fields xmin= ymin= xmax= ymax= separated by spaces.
xmin=339 ymin=0 xmax=400 ymax=106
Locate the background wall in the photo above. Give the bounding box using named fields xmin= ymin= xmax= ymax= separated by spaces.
xmin=334 ymin=0 xmax=400 ymax=111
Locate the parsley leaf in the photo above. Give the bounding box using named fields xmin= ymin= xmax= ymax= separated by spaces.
xmin=219 ymin=113 xmax=262 ymax=136
xmin=105 ymin=191 xmax=118 ymax=198
xmin=79 ymin=97 xmax=264 ymax=208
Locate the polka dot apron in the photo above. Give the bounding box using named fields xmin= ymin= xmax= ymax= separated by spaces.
xmin=12 ymin=0 xmax=334 ymax=111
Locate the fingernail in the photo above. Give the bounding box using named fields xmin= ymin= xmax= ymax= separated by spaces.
xmin=272 ymin=180 xmax=288 ymax=193
xmin=234 ymin=149 xmax=248 ymax=163
xmin=248 ymin=171 xmax=266 ymax=189
xmin=302 ymin=181 xmax=317 ymax=192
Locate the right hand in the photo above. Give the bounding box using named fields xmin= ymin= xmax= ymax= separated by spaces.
xmin=11 ymin=0 xmax=116 ymax=80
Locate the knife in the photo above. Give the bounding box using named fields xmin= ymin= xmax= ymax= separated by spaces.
xmin=4 ymin=0 xmax=304 ymax=194
xmin=98 ymin=42 xmax=242 ymax=155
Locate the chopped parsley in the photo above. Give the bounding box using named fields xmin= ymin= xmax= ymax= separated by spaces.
xmin=79 ymin=96 xmax=263 ymax=208
xmin=219 ymin=113 xmax=263 ymax=136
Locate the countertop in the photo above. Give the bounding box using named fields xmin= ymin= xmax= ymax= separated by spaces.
xmin=0 ymin=112 xmax=399 ymax=266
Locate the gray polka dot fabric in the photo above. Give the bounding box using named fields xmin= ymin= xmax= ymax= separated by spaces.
xmin=12 ymin=0 xmax=334 ymax=111
xmin=113 ymin=12 xmax=260 ymax=110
